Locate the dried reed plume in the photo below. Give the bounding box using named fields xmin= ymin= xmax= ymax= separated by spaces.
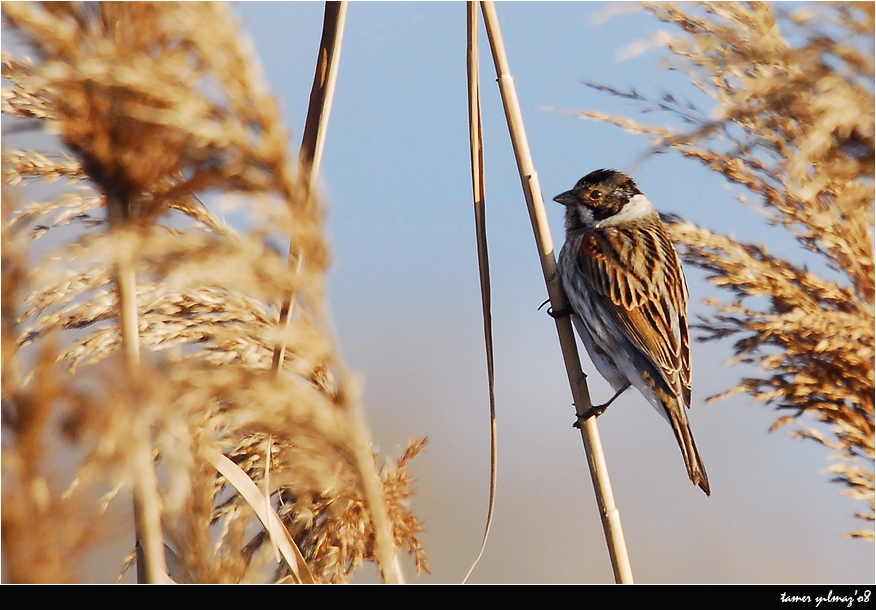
xmin=2 ymin=2 xmax=427 ymax=582
xmin=575 ymin=2 xmax=874 ymax=539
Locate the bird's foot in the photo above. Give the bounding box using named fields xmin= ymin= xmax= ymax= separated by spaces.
xmin=571 ymin=383 xmax=630 ymax=428
xmin=572 ymin=403 xmax=610 ymax=428
xmin=547 ymin=306 xmax=572 ymax=319
xmin=538 ymin=299 xmax=572 ymax=319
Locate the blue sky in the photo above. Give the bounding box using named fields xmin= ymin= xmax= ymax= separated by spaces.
xmin=230 ymin=2 xmax=873 ymax=583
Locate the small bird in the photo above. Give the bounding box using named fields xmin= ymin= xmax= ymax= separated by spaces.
xmin=554 ymin=169 xmax=710 ymax=496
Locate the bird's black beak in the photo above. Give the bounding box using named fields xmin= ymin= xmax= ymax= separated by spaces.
xmin=553 ymin=190 xmax=577 ymax=206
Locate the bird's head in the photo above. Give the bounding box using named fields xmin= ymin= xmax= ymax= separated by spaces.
xmin=554 ymin=169 xmax=647 ymax=231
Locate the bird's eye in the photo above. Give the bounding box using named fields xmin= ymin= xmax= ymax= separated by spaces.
xmin=589 ymin=190 xmax=602 ymax=201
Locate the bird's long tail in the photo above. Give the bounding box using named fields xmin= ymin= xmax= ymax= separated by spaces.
xmin=668 ymin=403 xmax=710 ymax=496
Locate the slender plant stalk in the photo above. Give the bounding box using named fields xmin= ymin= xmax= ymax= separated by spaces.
xmin=462 ymin=1 xmax=498 ymax=584
xmin=479 ymin=1 xmax=633 ymax=584
xmin=112 ymin=214 xmax=167 ymax=584
xmin=131 ymin=420 xmax=167 ymax=584
xmin=349 ymin=400 xmax=404 ymax=583
xmin=268 ymin=2 xmax=403 ymax=583
xmin=272 ymin=1 xmax=347 ymax=373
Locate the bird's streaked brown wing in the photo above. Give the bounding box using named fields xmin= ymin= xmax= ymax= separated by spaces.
xmin=574 ymin=222 xmax=691 ymax=405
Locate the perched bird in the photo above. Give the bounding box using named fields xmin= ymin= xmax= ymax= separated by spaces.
xmin=554 ymin=169 xmax=710 ymax=496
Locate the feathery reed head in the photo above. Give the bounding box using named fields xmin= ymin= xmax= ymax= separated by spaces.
xmin=2 ymin=2 xmax=427 ymax=582
xmin=578 ymin=1 xmax=874 ymax=539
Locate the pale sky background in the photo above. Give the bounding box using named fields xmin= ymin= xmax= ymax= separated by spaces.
xmin=226 ymin=2 xmax=874 ymax=584
xmin=4 ymin=1 xmax=872 ymax=584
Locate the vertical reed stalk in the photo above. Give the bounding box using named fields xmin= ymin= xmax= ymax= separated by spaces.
xmin=272 ymin=1 xmax=347 ymax=373
xmin=348 ymin=400 xmax=404 ymax=583
xmin=111 ymin=210 xmax=167 ymax=584
xmin=269 ymin=2 xmax=402 ymax=583
xmin=462 ymin=1 xmax=498 ymax=584
xmin=479 ymin=1 xmax=633 ymax=584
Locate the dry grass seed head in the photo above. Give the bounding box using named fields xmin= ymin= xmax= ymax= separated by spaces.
xmin=3 ymin=2 xmax=426 ymax=581
xmin=582 ymin=1 xmax=874 ymax=538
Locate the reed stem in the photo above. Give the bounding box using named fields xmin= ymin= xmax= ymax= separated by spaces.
xmin=114 ymin=218 xmax=168 ymax=584
xmin=462 ymin=1 xmax=498 ymax=584
xmin=479 ymin=1 xmax=633 ymax=584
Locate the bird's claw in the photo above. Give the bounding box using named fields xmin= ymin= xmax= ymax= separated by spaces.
xmin=547 ymin=305 xmax=572 ymax=319
xmin=572 ymin=403 xmax=609 ymax=428
xmin=571 ymin=384 xmax=629 ymax=428
xmin=538 ymin=299 xmax=572 ymax=319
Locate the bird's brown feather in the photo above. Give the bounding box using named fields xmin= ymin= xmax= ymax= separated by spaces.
xmin=574 ymin=221 xmax=692 ymax=407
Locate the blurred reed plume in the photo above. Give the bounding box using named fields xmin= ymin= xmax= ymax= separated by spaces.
xmin=576 ymin=2 xmax=874 ymax=539
xmin=2 ymin=2 xmax=427 ymax=582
